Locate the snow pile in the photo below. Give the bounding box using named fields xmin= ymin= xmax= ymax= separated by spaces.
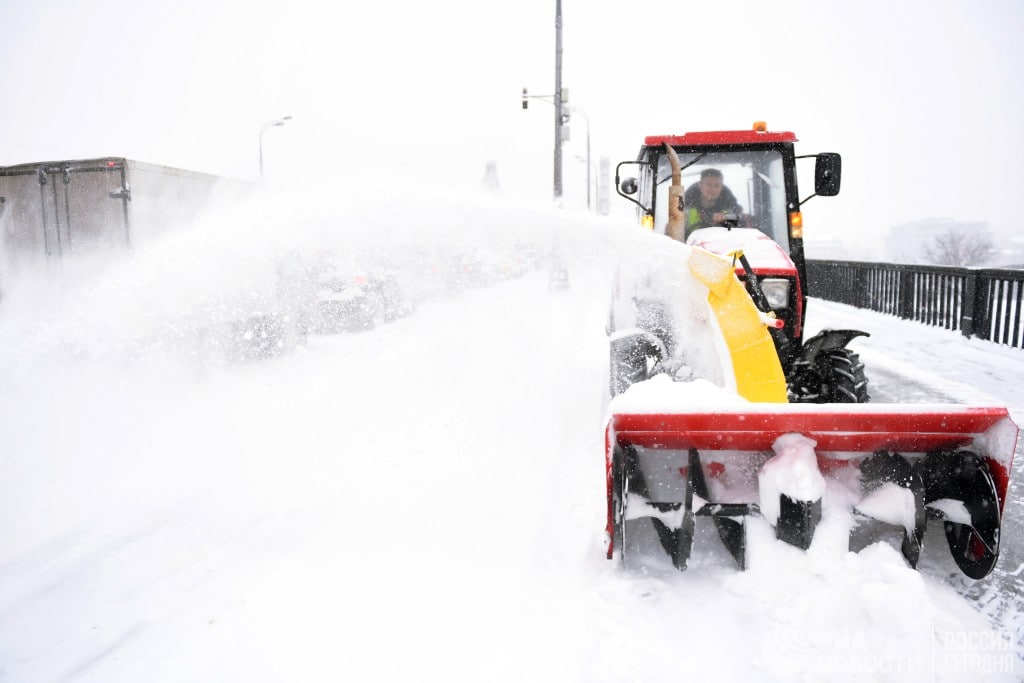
xmin=730 ymin=524 xmax=1010 ymax=682
xmin=610 ymin=374 xmax=749 ymax=413
xmin=856 ymin=482 xmax=919 ymax=535
xmin=688 ymin=226 xmax=792 ymax=272
xmin=927 ymin=498 xmax=974 ymax=525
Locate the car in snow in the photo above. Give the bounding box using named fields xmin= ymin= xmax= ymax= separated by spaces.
xmin=307 ymin=252 xmax=414 ymax=333
xmin=547 ymin=260 xmax=570 ymax=291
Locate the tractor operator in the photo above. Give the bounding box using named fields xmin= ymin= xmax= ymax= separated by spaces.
xmin=683 ymin=168 xmax=742 ymax=237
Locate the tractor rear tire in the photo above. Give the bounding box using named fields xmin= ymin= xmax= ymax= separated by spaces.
xmin=610 ymin=350 xmax=645 ymax=397
xmin=609 ymin=334 xmax=663 ymax=397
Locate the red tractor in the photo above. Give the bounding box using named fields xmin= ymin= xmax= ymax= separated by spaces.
xmin=612 ymin=122 xmax=867 ymax=403
xmin=604 ymin=123 xmax=1018 ymax=579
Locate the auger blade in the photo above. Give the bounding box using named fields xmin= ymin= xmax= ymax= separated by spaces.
xmin=605 ymin=403 xmax=1018 ymax=578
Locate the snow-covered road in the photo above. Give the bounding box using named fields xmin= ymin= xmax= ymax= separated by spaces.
xmin=1 ymin=189 xmax=1021 ymax=681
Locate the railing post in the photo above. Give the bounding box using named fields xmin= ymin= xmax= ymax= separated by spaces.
xmin=960 ymin=270 xmax=991 ymax=340
xmin=856 ymin=265 xmax=869 ymax=308
xmin=897 ymin=268 xmax=914 ymax=320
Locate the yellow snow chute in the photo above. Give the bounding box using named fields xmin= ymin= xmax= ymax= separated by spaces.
xmin=687 ymin=248 xmax=788 ymax=403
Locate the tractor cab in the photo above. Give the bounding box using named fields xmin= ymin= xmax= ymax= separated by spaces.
xmin=616 ymin=125 xmax=840 ymax=246
xmin=620 ymin=134 xmax=796 ymax=251
xmin=611 ymin=123 xmax=865 ymax=404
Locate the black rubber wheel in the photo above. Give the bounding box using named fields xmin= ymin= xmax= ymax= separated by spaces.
xmin=609 ymin=351 xmax=644 ymax=397
xmin=792 ymin=348 xmax=869 ymax=403
xmin=823 ymin=349 xmax=869 ymax=402
xmin=608 ymin=335 xmax=661 ymax=397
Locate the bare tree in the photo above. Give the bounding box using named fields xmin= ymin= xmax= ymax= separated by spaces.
xmin=922 ymin=228 xmax=994 ymax=267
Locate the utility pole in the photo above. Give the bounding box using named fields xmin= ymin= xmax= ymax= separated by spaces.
xmin=553 ymin=0 xmax=563 ymax=201
xmin=523 ymin=2 xmax=575 ymax=203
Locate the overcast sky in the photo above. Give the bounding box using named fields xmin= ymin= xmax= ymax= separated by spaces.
xmin=2 ymin=0 xmax=1023 ymax=245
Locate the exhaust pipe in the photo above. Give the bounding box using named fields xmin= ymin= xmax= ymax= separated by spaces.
xmin=663 ymin=143 xmax=685 ymax=241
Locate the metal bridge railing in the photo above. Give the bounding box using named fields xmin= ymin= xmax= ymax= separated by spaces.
xmin=805 ymin=260 xmax=1024 ymax=350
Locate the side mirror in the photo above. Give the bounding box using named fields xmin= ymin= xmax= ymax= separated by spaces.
xmin=619 ymin=177 xmax=638 ymax=195
xmin=814 ymin=153 xmax=841 ymax=197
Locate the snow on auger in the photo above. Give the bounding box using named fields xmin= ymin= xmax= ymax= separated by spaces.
xmin=604 ymin=123 xmax=1018 ymax=579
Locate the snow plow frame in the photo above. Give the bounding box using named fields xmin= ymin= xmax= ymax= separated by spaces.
xmin=605 ymin=404 xmax=1018 ymax=579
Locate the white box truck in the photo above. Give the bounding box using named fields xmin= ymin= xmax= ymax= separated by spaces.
xmin=0 ymin=157 xmax=249 ymax=272
xmin=0 ymin=158 xmax=309 ymax=363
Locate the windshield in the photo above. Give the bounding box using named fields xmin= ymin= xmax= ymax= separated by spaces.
xmin=653 ymin=149 xmax=789 ymax=252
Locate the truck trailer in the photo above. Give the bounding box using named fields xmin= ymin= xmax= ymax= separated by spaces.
xmin=0 ymin=158 xmax=309 ymax=364
xmin=0 ymin=157 xmax=249 ymax=275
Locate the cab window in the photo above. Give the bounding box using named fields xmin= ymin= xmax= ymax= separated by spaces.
xmin=653 ymin=149 xmax=789 ymax=253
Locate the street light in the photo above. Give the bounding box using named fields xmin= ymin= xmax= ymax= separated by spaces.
xmin=568 ymin=105 xmax=591 ymax=211
xmin=522 ymin=92 xmax=593 ymax=211
xmin=259 ymin=115 xmax=292 ymax=178
xmin=554 ymin=0 xmax=563 ymax=201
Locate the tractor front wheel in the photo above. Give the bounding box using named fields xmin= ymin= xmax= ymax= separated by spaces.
xmin=791 ymin=348 xmax=869 ymax=403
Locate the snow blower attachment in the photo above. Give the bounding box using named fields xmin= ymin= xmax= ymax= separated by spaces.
xmin=605 ymin=243 xmax=1017 ymax=580
xmin=605 ymin=405 xmax=1018 ymax=579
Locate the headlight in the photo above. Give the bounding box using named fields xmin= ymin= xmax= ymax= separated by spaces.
xmin=760 ymin=278 xmax=790 ymax=309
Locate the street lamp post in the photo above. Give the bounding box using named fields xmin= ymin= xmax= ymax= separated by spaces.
xmin=569 ymin=105 xmax=591 ymax=211
xmin=553 ymin=0 xmax=563 ymax=201
xmin=522 ymin=93 xmax=593 ymax=212
xmin=259 ymin=115 xmax=292 ymax=178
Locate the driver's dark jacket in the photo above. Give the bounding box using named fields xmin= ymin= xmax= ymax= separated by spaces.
xmin=683 ymin=183 xmax=742 ymax=234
